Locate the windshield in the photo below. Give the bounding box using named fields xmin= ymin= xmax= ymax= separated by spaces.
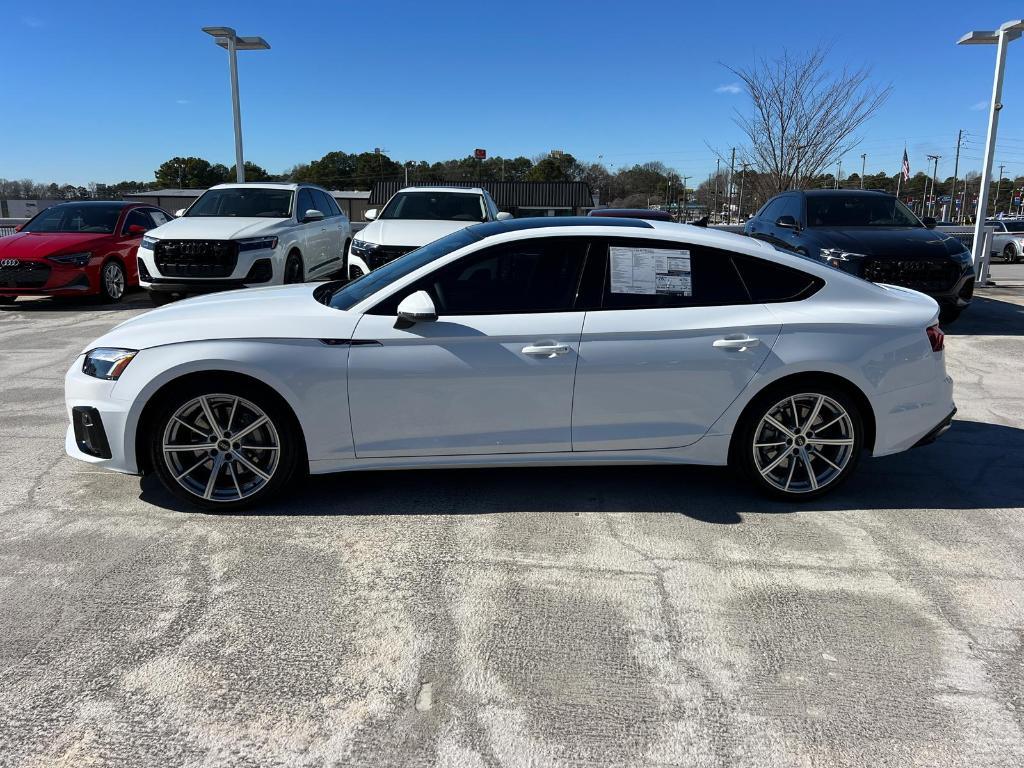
xmin=186 ymin=188 xmax=293 ymax=218
xmin=22 ymin=204 xmax=122 ymax=234
xmin=806 ymin=195 xmax=921 ymax=228
xmin=380 ymin=191 xmax=486 ymax=222
xmin=319 ymin=227 xmax=483 ymax=310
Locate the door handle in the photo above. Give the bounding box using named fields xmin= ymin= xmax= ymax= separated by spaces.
xmin=522 ymin=344 xmax=570 ymax=357
xmin=713 ymin=336 xmax=761 ymax=350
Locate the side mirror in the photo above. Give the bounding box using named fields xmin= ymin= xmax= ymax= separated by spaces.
xmin=776 ymin=215 xmax=799 ymax=229
xmin=14 ymin=223 xmax=24 ymax=232
xmin=496 ymin=211 xmax=513 ymax=221
xmin=302 ymin=209 xmax=325 ymax=223
xmin=922 ymin=216 xmax=936 ymax=229
xmin=396 ymin=290 xmax=437 ymax=324
xmin=364 ymin=208 xmax=378 ymax=221
xmin=174 ymin=208 xmax=186 ymax=218
xmin=125 ymin=224 xmax=148 ymax=236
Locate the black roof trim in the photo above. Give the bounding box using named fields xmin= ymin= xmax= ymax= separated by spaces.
xmin=466 ymin=216 xmax=654 ymax=237
xmin=801 ymin=188 xmax=895 ymax=197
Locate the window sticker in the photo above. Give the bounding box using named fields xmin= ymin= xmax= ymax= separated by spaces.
xmin=609 ymin=247 xmax=692 ymax=296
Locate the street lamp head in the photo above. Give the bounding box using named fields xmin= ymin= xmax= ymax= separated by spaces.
xmin=999 ymin=19 xmax=1024 ymax=33
xmin=202 ymin=26 xmax=236 ymax=38
xmin=234 ymin=36 xmax=271 ymax=51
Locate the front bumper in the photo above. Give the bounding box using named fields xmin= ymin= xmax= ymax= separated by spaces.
xmin=0 ymin=260 xmax=96 ymax=296
xmin=858 ymin=257 xmax=974 ymax=309
xmin=64 ymin=355 xmax=137 ymax=474
xmin=138 ymin=246 xmax=276 ymax=294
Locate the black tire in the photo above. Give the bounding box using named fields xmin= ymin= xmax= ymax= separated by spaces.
xmin=283 ymin=251 xmax=305 ymax=284
xmin=148 ymin=378 xmax=304 ymax=511
xmin=939 ymin=305 xmax=963 ymax=325
xmin=349 ymin=264 xmax=364 ymax=281
xmin=97 ymin=259 xmax=127 ymax=303
xmin=1004 ymin=244 xmax=1020 ymax=264
xmin=732 ymin=381 xmax=864 ymax=501
xmin=149 ymin=291 xmax=178 ymax=307
xmin=0 ymin=296 xmax=17 ymax=305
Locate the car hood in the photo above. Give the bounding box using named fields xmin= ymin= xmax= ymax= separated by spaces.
xmin=0 ymin=231 xmax=112 ymax=259
xmin=811 ymin=227 xmax=965 ymax=258
xmin=357 ymin=219 xmax=476 ymax=247
xmin=84 ymin=284 xmax=358 ymax=352
xmin=148 ymin=216 xmax=286 ymax=241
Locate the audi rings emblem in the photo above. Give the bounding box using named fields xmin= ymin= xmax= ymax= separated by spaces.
xmin=0 ymin=259 xmax=19 ymax=268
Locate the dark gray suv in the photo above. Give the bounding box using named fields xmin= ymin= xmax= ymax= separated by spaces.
xmin=744 ymin=189 xmax=974 ymax=322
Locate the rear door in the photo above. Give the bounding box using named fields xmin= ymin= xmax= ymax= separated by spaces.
xmin=348 ymin=236 xmax=591 ymax=457
xmin=571 ymin=238 xmax=783 ymax=451
xmin=295 ymin=187 xmax=327 ymax=271
xmin=310 ymin=189 xmax=343 ymax=276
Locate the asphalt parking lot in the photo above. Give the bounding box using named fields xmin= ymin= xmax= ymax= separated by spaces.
xmin=1 ymin=279 xmax=1024 ymax=768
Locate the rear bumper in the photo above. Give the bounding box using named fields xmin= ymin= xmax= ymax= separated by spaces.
xmin=872 ymin=373 xmax=956 ymax=457
xmin=912 ymin=407 xmax=957 ymax=448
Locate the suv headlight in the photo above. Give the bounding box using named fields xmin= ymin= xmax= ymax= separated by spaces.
xmin=48 ymin=251 xmax=91 ymax=267
xmin=82 ymin=348 xmax=138 ymax=380
xmin=237 ymin=236 xmax=278 ymax=252
xmin=820 ymin=248 xmax=867 ymax=269
xmin=350 ymin=238 xmax=378 ymax=257
xmin=141 ymin=236 xmax=159 ymax=251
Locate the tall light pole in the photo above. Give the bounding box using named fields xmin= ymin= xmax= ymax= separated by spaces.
xmin=958 ymin=19 xmax=1023 ymax=264
xmin=926 ymin=154 xmax=941 ymax=216
xmin=202 ymin=26 xmax=270 ymax=184
xmin=860 ymin=153 xmax=866 ymax=188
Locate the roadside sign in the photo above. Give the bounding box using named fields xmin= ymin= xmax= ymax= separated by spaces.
xmin=474 ymin=148 xmax=486 ymax=159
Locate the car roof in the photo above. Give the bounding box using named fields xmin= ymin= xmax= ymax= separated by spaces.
xmin=801 ymin=189 xmax=895 ymax=198
xmin=48 ymin=200 xmax=135 ymax=207
xmin=467 ymin=216 xmax=654 ymax=238
xmin=589 ymin=208 xmax=674 ymax=220
xmin=210 ymin=182 xmax=306 ymax=191
xmin=394 ymin=186 xmax=485 ymax=195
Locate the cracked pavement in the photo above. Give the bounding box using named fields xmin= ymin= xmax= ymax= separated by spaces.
xmin=1 ymin=284 xmax=1023 ymax=767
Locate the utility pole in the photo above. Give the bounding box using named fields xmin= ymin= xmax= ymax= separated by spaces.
xmin=951 ymin=130 xmax=964 ymax=223
xmin=714 ymin=159 xmax=720 ymax=224
xmin=680 ymin=175 xmax=691 ymax=222
xmin=835 ymin=158 xmax=843 ymax=189
xmin=860 ymin=153 xmax=867 ymax=188
xmin=727 ymin=148 xmax=736 ymax=224
xmin=993 ymin=164 xmax=1006 ymax=216
xmin=926 ymin=154 xmax=941 ymax=216
xmin=737 ymin=163 xmax=749 ymax=222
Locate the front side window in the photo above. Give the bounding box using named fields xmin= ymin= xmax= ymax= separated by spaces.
xmin=370 ymin=236 xmax=590 ymax=316
xmin=148 ymin=209 xmax=171 ymax=227
xmin=1002 ymin=222 xmax=1024 ymax=233
xmin=313 ymin=189 xmax=335 ymax=217
xmin=121 ymin=209 xmax=152 ymax=234
xmin=380 ymin=191 xmax=487 ymax=222
xmin=806 ymin=195 xmax=920 ymax=228
xmin=22 ymin=204 xmax=122 ymax=234
xmin=297 ymin=189 xmax=316 ymax=218
xmin=185 ymin=188 xmax=293 ymax=218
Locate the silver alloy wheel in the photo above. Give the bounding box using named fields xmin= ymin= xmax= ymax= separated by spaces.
xmin=752 ymin=393 xmax=855 ymax=494
xmin=104 ymin=262 xmax=125 ymax=299
xmin=162 ymin=394 xmax=280 ymax=502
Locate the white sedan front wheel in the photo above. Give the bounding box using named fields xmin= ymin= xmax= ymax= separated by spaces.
xmin=149 ymin=383 xmax=301 ymax=510
xmin=737 ymin=386 xmax=864 ymax=500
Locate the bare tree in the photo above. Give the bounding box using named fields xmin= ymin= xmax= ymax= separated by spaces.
xmin=726 ymin=48 xmax=890 ymax=197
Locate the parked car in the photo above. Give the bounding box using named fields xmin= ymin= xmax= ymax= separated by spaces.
xmin=985 ymin=219 xmax=1024 ymax=263
xmin=137 ymin=183 xmax=351 ymax=305
xmin=348 ymin=186 xmax=510 ymax=279
xmin=589 ymin=208 xmax=674 ymax=222
xmin=744 ymin=189 xmax=974 ymax=322
xmin=65 ymin=217 xmax=954 ymax=510
xmin=0 ymin=201 xmax=172 ymax=304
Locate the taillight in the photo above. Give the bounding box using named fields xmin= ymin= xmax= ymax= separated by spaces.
xmin=927 ymin=324 xmax=944 ymax=352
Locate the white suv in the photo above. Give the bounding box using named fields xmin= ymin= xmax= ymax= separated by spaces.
xmin=348 ymin=186 xmax=510 ymax=277
xmin=138 ymin=183 xmax=352 ymax=305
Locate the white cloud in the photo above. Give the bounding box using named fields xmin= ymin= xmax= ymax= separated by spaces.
xmin=176 ymin=99 xmax=191 ymax=105
xmin=715 ymin=83 xmax=742 ymax=95
xmin=970 ymin=100 xmax=988 ymax=111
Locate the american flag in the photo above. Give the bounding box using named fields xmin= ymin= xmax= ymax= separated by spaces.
xmin=901 ymin=149 xmax=911 ymax=181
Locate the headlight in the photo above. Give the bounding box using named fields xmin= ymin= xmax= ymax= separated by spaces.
xmin=237 ymin=236 xmax=278 ymax=252
xmin=82 ymin=348 xmax=138 ymax=380
xmin=820 ymin=248 xmax=867 ymax=269
xmin=350 ymin=238 xmax=378 ymax=256
xmin=48 ymin=251 xmax=91 ymax=267
xmin=141 ymin=236 xmax=159 ymax=250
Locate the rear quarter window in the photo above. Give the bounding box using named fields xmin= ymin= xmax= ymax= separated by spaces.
xmin=732 ymin=253 xmax=823 ymax=302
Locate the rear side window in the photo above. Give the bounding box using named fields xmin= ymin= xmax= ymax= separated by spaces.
xmin=596 ymin=238 xmax=749 ymax=309
xmin=733 ymin=253 xmax=823 ymax=302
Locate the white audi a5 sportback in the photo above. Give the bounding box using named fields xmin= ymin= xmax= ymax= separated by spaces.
xmin=65 ymin=218 xmax=955 ymax=510
xmin=137 ymin=183 xmax=351 ymax=305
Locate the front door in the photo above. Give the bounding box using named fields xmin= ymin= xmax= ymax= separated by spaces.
xmin=571 ymin=238 xmax=782 ymax=451
xmin=347 ymin=236 xmax=591 ymax=457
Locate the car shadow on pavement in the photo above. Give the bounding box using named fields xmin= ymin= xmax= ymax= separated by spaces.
xmin=0 ymin=293 xmax=151 ymax=313
xmin=137 ymin=419 xmax=1024 ymax=521
xmin=945 ymin=293 xmax=1024 ymax=336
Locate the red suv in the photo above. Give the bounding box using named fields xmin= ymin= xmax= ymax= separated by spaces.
xmin=0 ymin=201 xmax=173 ymax=304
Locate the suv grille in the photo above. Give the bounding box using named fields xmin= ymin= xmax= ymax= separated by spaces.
xmin=367 ymin=245 xmax=416 ymax=270
xmin=0 ymin=260 xmax=50 ymax=288
xmin=863 ymin=258 xmax=960 ymax=293
xmin=154 ymin=240 xmax=239 ymax=278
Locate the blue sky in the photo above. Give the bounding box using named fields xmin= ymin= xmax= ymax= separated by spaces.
xmin=3 ymin=0 xmax=1024 ymax=186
